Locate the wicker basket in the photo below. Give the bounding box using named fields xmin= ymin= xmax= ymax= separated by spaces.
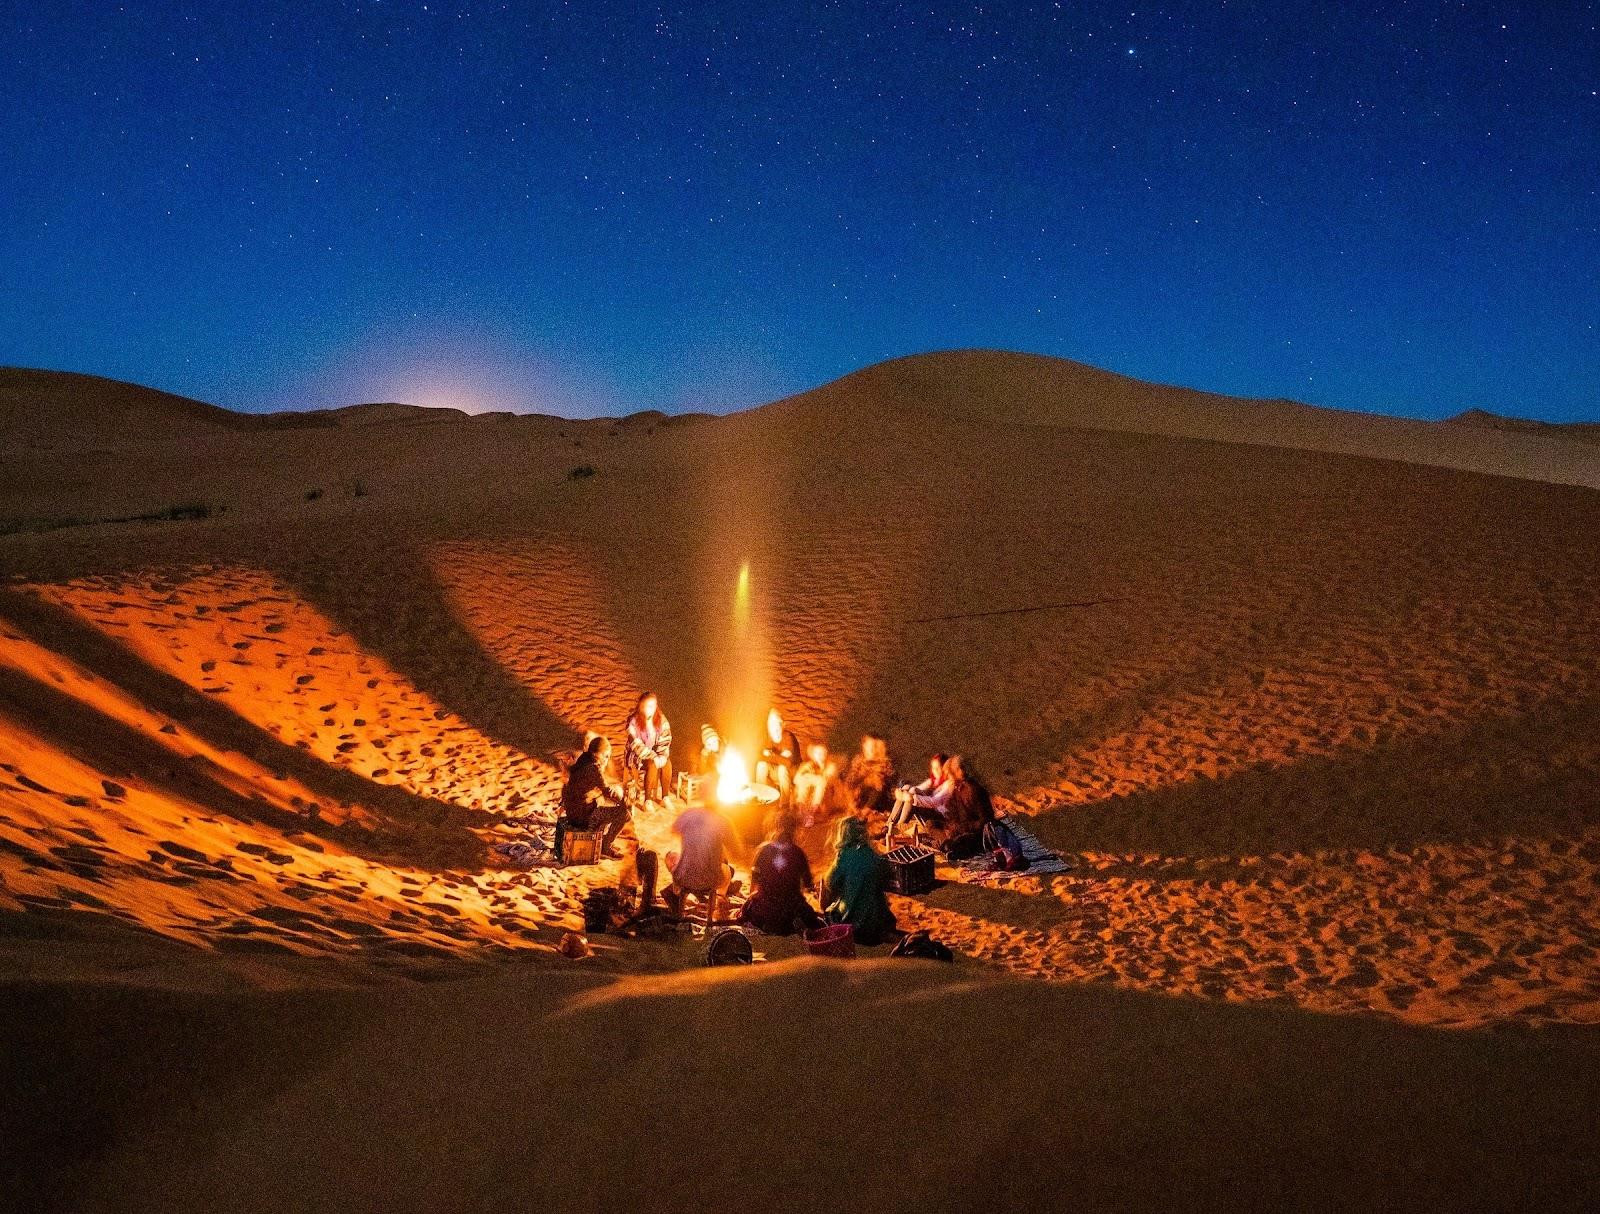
xmin=803 ymin=922 xmax=856 ymax=958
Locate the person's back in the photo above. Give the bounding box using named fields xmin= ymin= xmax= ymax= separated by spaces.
xmin=741 ymin=832 xmax=820 ymax=934
xmin=823 ymin=819 xmax=896 ymax=945
xmin=945 ymin=777 xmax=993 ymax=833
xmin=561 ymin=751 xmax=605 ymax=825
xmin=670 ymin=804 xmax=732 ymax=892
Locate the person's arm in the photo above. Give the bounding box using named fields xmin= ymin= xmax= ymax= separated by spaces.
xmin=913 ymin=778 xmax=953 ymax=811
xmin=655 ymin=716 xmax=672 ymax=758
xmin=626 ymin=721 xmax=652 ymax=765
xmin=579 ymin=764 xmax=606 ymax=806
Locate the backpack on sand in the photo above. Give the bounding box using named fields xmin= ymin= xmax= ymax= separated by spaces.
xmin=982 ymin=819 xmax=1029 ymax=871
xmin=890 ymin=930 xmax=954 ymax=963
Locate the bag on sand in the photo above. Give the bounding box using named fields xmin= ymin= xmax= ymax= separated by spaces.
xmin=982 ymin=819 xmax=1029 ymax=871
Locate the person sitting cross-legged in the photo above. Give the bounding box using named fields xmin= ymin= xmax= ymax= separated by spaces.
xmin=821 ymin=816 xmax=898 ymax=947
xmin=791 ymin=742 xmax=837 ymax=824
xmin=561 ymin=734 xmax=630 ymax=858
xmin=738 ymin=811 xmax=824 ymax=935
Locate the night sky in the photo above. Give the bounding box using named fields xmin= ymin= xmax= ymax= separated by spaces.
xmin=3 ymin=2 xmax=1596 ymax=420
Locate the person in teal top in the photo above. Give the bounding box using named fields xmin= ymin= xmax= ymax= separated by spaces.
xmin=821 ymin=816 xmax=898 ymax=946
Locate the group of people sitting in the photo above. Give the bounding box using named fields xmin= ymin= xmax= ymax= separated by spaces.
xmin=660 ymin=801 xmax=901 ymax=945
xmin=556 ymin=688 xmax=999 ymax=944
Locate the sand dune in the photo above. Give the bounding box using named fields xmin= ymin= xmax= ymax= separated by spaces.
xmin=847 ymin=349 xmax=1600 ymax=490
xmin=3 ymin=352 xmax=1599 ymax=1206
xmin=1448 ymin=406 xmax=1600 ymax=447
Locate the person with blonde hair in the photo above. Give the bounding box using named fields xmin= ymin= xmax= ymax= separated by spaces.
xmin=820 ymin=816 xmax=897 ymax=946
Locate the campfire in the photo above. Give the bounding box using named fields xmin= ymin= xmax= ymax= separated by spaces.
xmin=716 ymin=744 xmax=753 ymax=804
xmin=715 ymin=744 xmax=778 ymax=844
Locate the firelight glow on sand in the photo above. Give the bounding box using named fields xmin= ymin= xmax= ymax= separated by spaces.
xmin=734 ymin=561 xmax=751 ymax=631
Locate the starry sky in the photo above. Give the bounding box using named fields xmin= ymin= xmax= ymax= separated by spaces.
xmin=3 ymin=2 xmax=1597 ymax=420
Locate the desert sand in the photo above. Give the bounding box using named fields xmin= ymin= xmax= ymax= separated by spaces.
xmin=3 ymin=350 xmax=1600 ymax=1210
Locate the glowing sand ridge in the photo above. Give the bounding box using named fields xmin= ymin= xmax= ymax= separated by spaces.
xmin=1 ymin=351 xmax=1599 ymax=1028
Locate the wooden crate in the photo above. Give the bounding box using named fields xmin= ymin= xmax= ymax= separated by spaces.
xmin=885 ymin=844 xmax=937 ymax=895
xmin=561 ymin=826 xmax=605 ymax=866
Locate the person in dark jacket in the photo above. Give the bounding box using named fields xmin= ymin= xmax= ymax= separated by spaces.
xmin=739 ymin=811 xmax=824 ymax=935
xmin=755 ymin=707 xmax=802 ymax=801
xmin=561 ymin=735 xmax=630 ymax=856
xmin=938 ymin=755 xmax=995 ymax=861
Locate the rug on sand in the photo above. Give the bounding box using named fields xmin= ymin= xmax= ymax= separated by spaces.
xmin=958 ymin=814 xmax=1073 ymax=880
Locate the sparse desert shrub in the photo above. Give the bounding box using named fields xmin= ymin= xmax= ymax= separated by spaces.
xmin=567 ymin=464 xmax=598 ymax=481
xmin=305 ymin=487 xmax=324 ymax=501
xmin=157 ymin=502 xmax=211 ymax=522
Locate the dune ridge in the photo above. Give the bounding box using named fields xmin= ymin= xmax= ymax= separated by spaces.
xmin=2 ymin=348 xmax=1600 ymax=1205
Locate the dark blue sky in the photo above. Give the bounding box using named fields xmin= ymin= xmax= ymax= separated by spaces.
xmin=3 ymin=2 xmax=1596 ymax=420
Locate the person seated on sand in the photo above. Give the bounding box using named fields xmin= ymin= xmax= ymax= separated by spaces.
xmin=624 ymin=691 xmax=674 ymax=808
xmin=820 ymin=816 xmax=898 ymax=947
xmin=560 ymin=735 xmax=630 ymax=858
xmin=791 ymin=742 xmax=837 ymax=823
xmin=755 ymin=708 xmax=803 ymax=801
xmin=884 ymin=752 xmax=952 ymax=842
xmin=738 ymin=810 xmax=824 ymax=935
xmin=663 ymin=798 xmax=735 ymax=914
xmin=935 ymin=754 xmax=995 ymax=861
xmin=696 ymin=724 xmax=724 ymax=779
xmin=839 ymin=734 xmax=897 ymax=814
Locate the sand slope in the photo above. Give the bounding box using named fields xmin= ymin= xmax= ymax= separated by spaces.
xmin=6 ymin=955 xmax=1600 ymax=1213
xmin=850 ymin=349 xmax=1600 ymax=489
xmin=2 ymin=352 xmax=1599 ymax=1205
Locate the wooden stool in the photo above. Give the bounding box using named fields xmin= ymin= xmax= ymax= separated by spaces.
xmin=670 ymin=886 xmax=721 ymax=935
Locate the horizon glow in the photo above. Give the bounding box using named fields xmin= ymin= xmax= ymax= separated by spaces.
xmin=2 ymin=2 xmax=1596 ymax=422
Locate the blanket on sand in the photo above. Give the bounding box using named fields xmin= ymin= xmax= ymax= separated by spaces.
xmin=958 ymin=814 xmax=1072 ymax=880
